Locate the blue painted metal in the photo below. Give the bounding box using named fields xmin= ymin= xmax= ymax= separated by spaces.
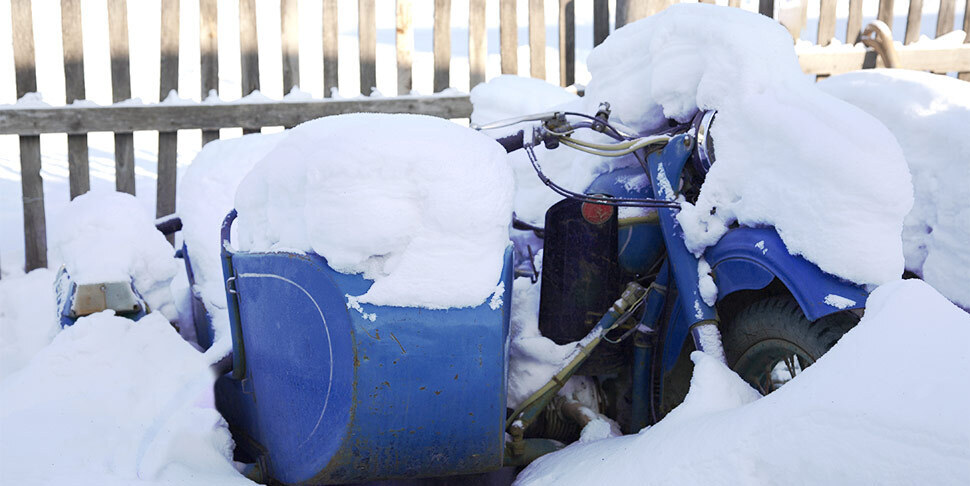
xmin=630 ymin=260 xmax=668 ymax=431
xmin=216 ymin=210 xmax=513 ymax=484
xmin=704 ymin=227 xmax=869 ymax=320
xmin=180 ymin=243 xmax=216 ymax=350
xmin=646 ymin=135 xmax=719 ymax=347
xmin=587 ymin=164 xmax=665 ymax=276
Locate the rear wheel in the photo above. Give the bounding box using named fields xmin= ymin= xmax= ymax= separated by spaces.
xmin=722 ymin=295 xmax=857 ymax=394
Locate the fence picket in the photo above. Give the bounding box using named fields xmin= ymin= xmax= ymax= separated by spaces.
xmin=12 ymin=0 xmax=46 ymax=272
xmin=434 ymin=0 xmax=451 ymax=92
xmin=559 ymin=0 xmax=574 ymax=87
xmin=108 ymin=0 xmax=135 ymax=194
xmin=61 ymin=0 xmax=90 ymax=199
xmin=469 ymin=0 xmax=486 ymax=87
xmin=936 ymin=0 xmax=956 ymax=36
xmin=240 ymin=0 xmax=259 ymax=133
xmin=158 ymin=0 xmax=179 ymax=232
xmin=616 ymin=0 xmax=649 ymax=27
xmin=905 ymin=0 xmax=924 ymax=44
xmin=877 ymin=0 xmax=894 ymax=28
xmin=960 ymin=0 xmax=969 ymax=80
xmin=323 ymin=0 xmax=338 ymax=97
xmin=200 ymin=0 xmax=219 ymax=144
xmin=397 ymin=0 xmax=413 ymax=95
xmin=529 ymin=0 xmax=545 ymax=79
xmin=846 ymin=0 xmax=863 ymax=43
xmin=281 ymin=0 xmax=300 ymax=95
xmin=500 ymin=0 xmax=517 ymax=74
xmin=818 ymin=0 xmax=837 ymax=46
xmin=593 ymin=0 xmax=608 ymax=46
xmin=359 ymin=0 xmax=376 ymax=95
xmin=759 ymin=0 xmax=774 ymax=17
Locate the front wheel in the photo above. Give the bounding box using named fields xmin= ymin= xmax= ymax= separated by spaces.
xmin=722 ymin=295 xmax=858 ymax=394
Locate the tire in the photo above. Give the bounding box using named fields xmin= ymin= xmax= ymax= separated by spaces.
xmin=722 ymin=295 xmax=858 ymax=394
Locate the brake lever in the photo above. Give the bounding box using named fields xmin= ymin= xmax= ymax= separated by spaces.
xmin=471 ymin=111 xmax=560 ymax=131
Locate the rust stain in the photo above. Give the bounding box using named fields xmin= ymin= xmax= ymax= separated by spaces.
xmin=389 ymin=332 xmax=406 ymax=355
xmin=365 ymin=328 xmax=381 ymax=340
xmin=419 ymin=386 xmax=426 ymax=390
xmin=453 ymin=374 xmax=459 ymax=380
xmin=434 ymin=390 xmax=441 ymax=396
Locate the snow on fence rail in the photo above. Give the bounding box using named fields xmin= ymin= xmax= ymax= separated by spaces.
xmin=3 ymin=0 xmax=970 ymax=274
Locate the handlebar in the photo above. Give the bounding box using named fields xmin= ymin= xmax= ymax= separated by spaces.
xmin=495 ymin=130 xmax=525 ymax=153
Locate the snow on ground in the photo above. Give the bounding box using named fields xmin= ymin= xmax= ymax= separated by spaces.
xmin=0 ymin=312 xmax=252 ymax=485
xmin=49 ymin=191 xmax=181 ymax=320
xmin=178 ymin=131 xmax=286 ymax=358
xmin=234 ymin=113 xmax=514 ymax=309
xmin=515 ymin=279 xmax=970 ymax=485
xmin=818 ymin=69 xmax=970 ymax=309
xmin=0 ymin=268 xmax=57 ymax=381
xmin=585 ymin=4 xmax=913 ymax=287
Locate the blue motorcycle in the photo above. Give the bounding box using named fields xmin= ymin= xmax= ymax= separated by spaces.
xmin=57 ymin=106 xmax=867 ymax=484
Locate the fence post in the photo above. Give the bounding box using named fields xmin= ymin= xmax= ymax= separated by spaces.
xmin=559 ymin=0 xmax=575 ymax=87
xmin=11 ymin=0 xmax=46 ymax=271
xmin=108 ymin=0 xmax=135 ymax=195
xmin=200 ymin=0 xmax=219 ymax=145
xmin=397 ymin=0 xmax=413 ymax=95
xmin=434 ymin=0 xmax=451 ymax=92
xmin=61 ymin=0 xmax=90 ymax=199
xmin=469 ymin=0 xmax=486 ymax=88
xmin=500 ymin=0 xmax=517 ymax=74
xmin=158 ymin=0 xmax=179 ymax=241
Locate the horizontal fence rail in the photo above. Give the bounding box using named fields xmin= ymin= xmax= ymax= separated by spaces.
xmin=3 ymin=0 xmax=970 ymax=274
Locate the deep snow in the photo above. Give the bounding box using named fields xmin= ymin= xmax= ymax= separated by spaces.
xmin=819 ymin=69 xmax=970 ymax=309
xmin=234 ymin=113 xmax=514 ymax=310
xmin=0 ymin=312 xmax=252 ymax=485
xmin=515 ymin=279 xmax=970 ymax=485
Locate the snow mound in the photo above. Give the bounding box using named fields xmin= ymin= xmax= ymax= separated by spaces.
xmin=49 ymin=191 xmax=180 ymax=320
xmin=179 ymin=131 xmax=286 ymax=357
xmin=515 ymin=279 xmax=970 ymax=485
xmin=819 ymin=69 xmax=970 ymax=309
xmin=584 ymin=4 xmax=913 ymax=286
xmin=470 ymin=75 xmax=579 ymax=130
xmin=0 ymin=269 xmax=58 ymax=380
xmin=0 ymin=311 xmax=251 ymax=485
xmin=234 ymin=113 xmax=514 ymax=309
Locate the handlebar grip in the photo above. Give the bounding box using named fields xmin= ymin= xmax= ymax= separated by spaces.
xmin=495 ymin=130 xmax=525 ymax=153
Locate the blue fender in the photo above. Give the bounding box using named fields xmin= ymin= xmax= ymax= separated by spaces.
xmin=659 ymin=226 xmax=868 ymax=376
xmin=704 ymin=226 xmax=868 ymax=321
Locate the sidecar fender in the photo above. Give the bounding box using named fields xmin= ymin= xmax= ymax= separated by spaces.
xmin=705 ymin=227 xmax=868 ymax=321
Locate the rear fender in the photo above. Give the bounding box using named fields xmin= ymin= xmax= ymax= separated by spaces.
xmin=705 ymin=227 xmax=868 ymax=321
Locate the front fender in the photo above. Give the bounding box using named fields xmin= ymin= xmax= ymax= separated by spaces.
xmin=705 ymin=227 xmax=868 ymax=321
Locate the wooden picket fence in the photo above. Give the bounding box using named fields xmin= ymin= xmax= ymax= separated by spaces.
xmin=3 ymin=0 xmax=970 ymax=274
